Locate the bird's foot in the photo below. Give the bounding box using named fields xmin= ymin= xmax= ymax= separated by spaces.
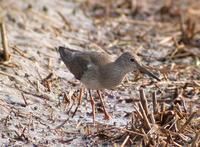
xmin=104 ymin=112 xmax=112 ymax=120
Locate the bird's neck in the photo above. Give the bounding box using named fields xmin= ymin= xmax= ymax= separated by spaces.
xmin=113 ymin=61 xmax=129 ymax=76
xmin=114 ymin=58 xmax=131 ymax=73
xmin=99 ymin=62 xmax=128 ymax=89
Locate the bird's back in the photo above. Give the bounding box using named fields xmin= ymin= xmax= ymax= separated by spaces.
xmin=58 ymin=46 xmax=111 ymax=80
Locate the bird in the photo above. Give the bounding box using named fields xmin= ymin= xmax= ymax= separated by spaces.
xmin=58 ymin=46 xmax=160 ymax=123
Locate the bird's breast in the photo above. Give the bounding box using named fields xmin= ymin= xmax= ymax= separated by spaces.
xmin=99 ymin=64 xmax=126 ymax=89
xmin=80 ymin=69 xmax=104 ymax=90
xmin=99 ymin=76 xmax=124 ymax=89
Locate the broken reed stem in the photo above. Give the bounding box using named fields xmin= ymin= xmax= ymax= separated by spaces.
xmin=57 ymin=11 xmax=72 ymax=30
xmin=12 ymin=46 xmax=28 ymax=58
xmin=139 ymin=88 xmax=149 ymax=115
xmin=93 ymin=122 xmax=145 ymax=137
xmin=72 ymin=88 xmax=84 ymax=118
xmin=149 ymin=112 xmax=156 ymax=124
xmin=191 ymin=132 xmax=200 ymax=147
xmin=42 ymin=72 xmax=54 ymax=81
xmin=121 ymin=135 xmax=130 ymax=147
xmin=21 ymin=92 xmax=28 ymax=106
xmin=152 ymin=91 xmax=158 ymax=114
xmin=141 ymin=129 xmax=148 ymax=145
xmin=111 ymin=126 xmax=145 ymax=137
xmin=179 ymin=112 xmax=196 ymax=133
xmin=55 ymin=118 xmax=69 ymax=129
xmin=172 ymin=88 xmax=180 ymax=102
xmin=174 ymin=103 xmax=184 ymax=119
xmin=179 ymin=15 xmax=185 ymax=39
xmin=160 ymin=102 xmax=165 ymax=122
xmin=133 ymin=104 xmax=143 ymax=120
xmin=0 ymin=70 xmax=17 ymax=79
xmin=138 ymin=102 xmax=151 ymax=131
xmin=48 ymin=58 xmax=52 ymax=69
xmin=0 ymin=21 xmax=10 ymax=61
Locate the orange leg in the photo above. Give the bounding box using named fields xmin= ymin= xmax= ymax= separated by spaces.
xmin=97 ymin=90 xmax=111 ymax=120
xmin=89 ymin=90 xmax=96 ymax=124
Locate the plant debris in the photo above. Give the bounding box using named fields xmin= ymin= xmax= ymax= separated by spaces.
xmin=0 ymin=0 xmax=199 ymax=146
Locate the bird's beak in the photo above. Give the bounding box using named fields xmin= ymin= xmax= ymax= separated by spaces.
xmin=135 ymin=61 xmax=161 ymax=81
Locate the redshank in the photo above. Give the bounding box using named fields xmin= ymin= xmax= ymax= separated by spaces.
xmin=58 ymin=46 xmax=160 ymax=123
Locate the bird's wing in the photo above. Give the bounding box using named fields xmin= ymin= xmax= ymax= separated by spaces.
xmin=59 ymin=46 xmax=112 ymax=80
xmin=88 ymin=52 xmax=112 ymax=66
xmin=68 ymin=55 xmax=92 ymax=80
xmin=59 ymin=47 xmax=91 ymax=80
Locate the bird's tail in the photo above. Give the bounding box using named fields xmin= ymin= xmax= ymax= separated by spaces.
xmin=58 ymin=46 xmax=78 ymax=62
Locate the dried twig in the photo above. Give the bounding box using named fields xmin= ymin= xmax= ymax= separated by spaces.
xmin=72 ymin=88 xmax=84 ymax=118
xmin=41 ymin=72 xmax=57 ymax=92
xmin=121 ymin=135 xmax=130 ymax=147
xmin=132 ymin=103 xmax=143 ymax=120
xmin=191 ymin=132 xmax=200 ymax=147
xmin=138 ymin=102 xmax=151 ymax=131
xmin=152 ymin=91 xmax=158 ymax=114
xmin=149 ymin=112 xmax=156 ymax=124
xmin=139 ymin=88 xmax=149 ymax=115
xmin=106 ymin=126 xmax=145 ymax=137
xmin=0 ymin=70 xmax=18 ymax=79
xmin=179 ymin=16 xmax=196 ymax=44
xmin=55 ymin=118 xmax=70 ymax=129
xmin=21 ymin=92 xmax=28 ymax=106
xmin=48 ymin=58 xmax=52 ymax=69
xmin=179 ymin=112 xmax=197 ymax=133
xmin=12 ymin=45 xmax=29 ymax=58
xmin=0 ymin=61 xmax=19 ymax=68
xmin=57 ymin=11 xmax=72 ymax=30
xmin=0 ymin=21 xmax=10 ymax=61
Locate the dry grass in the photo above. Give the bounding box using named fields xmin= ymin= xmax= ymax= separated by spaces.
xmin=0 ymin=0 xmax=199 ymax=146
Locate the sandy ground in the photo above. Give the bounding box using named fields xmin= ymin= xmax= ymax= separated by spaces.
xmin=0 ymin=0 xmax=200 ymax=146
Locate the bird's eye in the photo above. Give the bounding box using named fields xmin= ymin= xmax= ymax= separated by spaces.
xmin=130 ymin=58 xmax=134 ymax=62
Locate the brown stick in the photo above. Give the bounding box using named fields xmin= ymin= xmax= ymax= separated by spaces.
xmin=133 ymin=104 xmax=143 ymax=120
xmin=179 ymin=112 xmax=196 ymax=133
xmin=121 ymin=135 xmax=130 ymax=147
xmin=149 ymin=112 xmax=156 ymax=124
xmin=139 ymin=88 xmax=149 ymax=115
xmin=21 ymin=92 xmax=28 ymax=106
xmin=138 ymin=102 xmax=151 ymax=131
xmin=152 ymin=91 xmax=158 ymax=114
xmin=57 ymin=11 xmax=72 ymax=30
xmin=96 ymin=123 xmax=145 ymax=137
xmin=12 ymin=46 xmax=28 ymax=58
xmin=72 ymin=88 xmax=84 ymax=118
xmin=0 ymin=21 xmax=10 ymax=61
xmin=191 ymin=132 xmax=200 ymax=147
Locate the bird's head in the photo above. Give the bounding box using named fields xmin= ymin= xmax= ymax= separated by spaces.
xmin=116 ymin=52 xmax=160 ymax=81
